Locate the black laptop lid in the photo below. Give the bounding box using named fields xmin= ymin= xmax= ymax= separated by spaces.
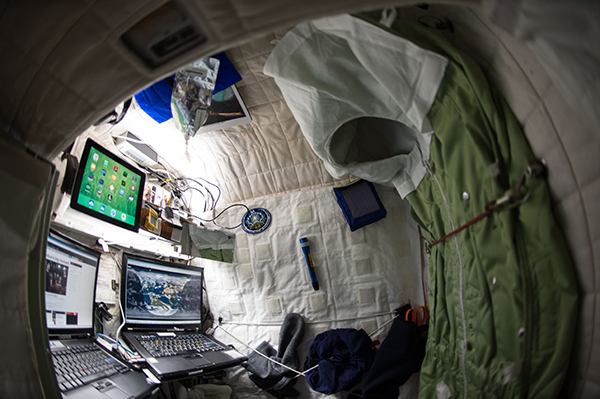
xmin=45 ymin=230 xmax=101 ymax=338
xmin=121 ymin=253 xmax=204 ymax=330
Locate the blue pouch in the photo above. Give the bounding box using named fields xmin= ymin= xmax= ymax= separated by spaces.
xmin=333 ymin=179 xmax=387 ymax=231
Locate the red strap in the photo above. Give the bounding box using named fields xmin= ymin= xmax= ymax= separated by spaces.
xmin=429 ymin=208 xmax=492 ymax=247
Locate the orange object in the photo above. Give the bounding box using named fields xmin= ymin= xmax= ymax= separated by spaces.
xmin=405 ymin=306 xmax=427 ymax=326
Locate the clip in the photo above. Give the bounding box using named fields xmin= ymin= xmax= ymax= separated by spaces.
xmin=487 ymin=189 xmax=520 ymax=211
xmin=488 ymin=162 xmax=546 ymax=212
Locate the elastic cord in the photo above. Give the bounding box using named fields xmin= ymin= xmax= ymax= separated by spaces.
xmin=215 ymin=325 xmax=307 ymax=377
xmin=216 ymin=312 xmax=398 ymax=381
xmin=220 ymin=311 xmax=396 ymax=327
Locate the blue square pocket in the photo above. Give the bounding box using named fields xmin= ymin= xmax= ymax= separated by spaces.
xmin=333 ymin=179 xmax=387 ymax=231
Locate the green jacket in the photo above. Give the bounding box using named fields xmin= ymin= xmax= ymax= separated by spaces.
xmin=373 ymin=19 xmax=579 ymax=399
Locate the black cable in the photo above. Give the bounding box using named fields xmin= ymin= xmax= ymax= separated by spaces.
xmin=188 ymin=203 xmax=250 ymax=230
xmin=183 ymin=178 xmax=216 ymax=208
xmin=141 ymin=166 xmax=192 ymax=212
xmin=182 ymin=186 xmax=208 ymax=212
xmin=142 ymin=166 xmax=180 ymax=197
xmin=145 ymin=168 xmax=241 ymax=230
xmin=169 ymin=177 xmax=221 ymax=210
xmin=163 ymin=176 xmax=215 ymax=213
xmin=193 ymin=176 xmax=221 ymax=207
xmin=183 ymin=183 xmax=214 ymax=211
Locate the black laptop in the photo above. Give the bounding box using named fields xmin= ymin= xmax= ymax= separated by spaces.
xmin=45 ymin=230 xmax=156 ymax=398
xmin=120 ymin=253 xmax=247 ymax=381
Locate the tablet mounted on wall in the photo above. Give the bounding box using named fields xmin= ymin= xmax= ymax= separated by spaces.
xmin=70 ymin=138 xmax=146 ymax=232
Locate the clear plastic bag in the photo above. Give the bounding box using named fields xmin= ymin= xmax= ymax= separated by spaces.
xmin=171 ymin=57 xmax=220 ymax=139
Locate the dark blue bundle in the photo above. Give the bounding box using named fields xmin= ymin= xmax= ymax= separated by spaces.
xmin=305 ymin=328 xmax=376 ymax=394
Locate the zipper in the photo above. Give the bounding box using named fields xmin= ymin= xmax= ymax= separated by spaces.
xmin=515 ymin=227 xmax=532 ymax=399
xmin=422 ymin=156 xmax=469 ymax=399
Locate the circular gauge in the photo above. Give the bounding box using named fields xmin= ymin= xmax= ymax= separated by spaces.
xmin=241 ymin=208 xmax=272 ymax=234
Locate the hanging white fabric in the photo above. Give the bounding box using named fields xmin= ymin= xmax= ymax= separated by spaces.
xmin=264 ymin=14 xmax=448 ymax=198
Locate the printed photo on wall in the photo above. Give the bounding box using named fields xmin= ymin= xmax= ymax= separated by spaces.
xmin=196 ymin=85 xmax=252 ymax=134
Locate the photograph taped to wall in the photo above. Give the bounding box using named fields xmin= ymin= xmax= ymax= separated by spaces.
xmin=196 ymin=85 xmax=251 ymax=134
xmin=143 ymin=181 xmax=170 ymax=208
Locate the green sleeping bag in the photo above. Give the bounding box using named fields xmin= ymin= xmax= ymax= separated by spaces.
xmin=369 ymin=18 xmax=579 ymax=399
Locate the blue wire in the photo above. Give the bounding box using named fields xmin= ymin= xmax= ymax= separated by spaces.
xmin=94 ymin=313 xmax=109 ymax=334
xmin=96 ymin=333 xmax=136 ymax=355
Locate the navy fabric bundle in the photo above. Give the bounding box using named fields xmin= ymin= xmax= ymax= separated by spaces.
xmin=362 ymin=316 xmax=428 ymax=398
xmin=305 ymin=328 xmax=376 ymax=394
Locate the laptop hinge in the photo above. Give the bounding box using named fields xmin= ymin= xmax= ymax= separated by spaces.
xmin=50 ymin=332 xmax=91 ymax=340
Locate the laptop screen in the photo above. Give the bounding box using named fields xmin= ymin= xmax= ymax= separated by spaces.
xmin=122 ymin=254 xmax=204 ymax=326
xmin=45 ymin=230 xmax=100 ymax=335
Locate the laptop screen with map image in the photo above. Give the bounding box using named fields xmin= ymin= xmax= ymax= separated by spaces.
xmin=120 ymin=253 xmax=246 ymax=381
xmin=125 ymin=258 xmax=203 ymax=325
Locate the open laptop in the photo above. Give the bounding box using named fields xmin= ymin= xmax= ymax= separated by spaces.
xmin=120 ymin=253 xmax=247 ymax=381
xmin=45 ymin=230 xmax=156 ymax=398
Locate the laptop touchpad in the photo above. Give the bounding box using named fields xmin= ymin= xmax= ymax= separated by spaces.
xmin=189 ymin=356 xmax=212 ymax=367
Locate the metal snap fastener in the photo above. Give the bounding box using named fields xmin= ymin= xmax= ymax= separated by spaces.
xmin=462 ymin=191 xmax=470 ymax=201
xmin=492 ymin=277 xmax=497 ymax=286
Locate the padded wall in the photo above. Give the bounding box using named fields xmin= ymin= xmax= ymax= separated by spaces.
xmin=0 ymin=0 xmax=464 ymax=162
xmin=0 ymin=133 xmax=56 ymax=397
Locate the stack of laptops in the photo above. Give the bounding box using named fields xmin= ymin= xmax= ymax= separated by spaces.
xmin=45 ymin=230 xmax=156 ymax=398
xmin=120 ymin=253 xmax=247 ymax=381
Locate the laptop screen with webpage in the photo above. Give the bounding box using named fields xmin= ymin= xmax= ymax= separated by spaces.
xmin=45 ymin=231 xmax=100 ymax=336
xmin=122 ymin=254 xmax=204 ymax=327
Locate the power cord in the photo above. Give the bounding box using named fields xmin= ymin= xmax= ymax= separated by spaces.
xmin=188 ymin=203 xmax=250 ymax=230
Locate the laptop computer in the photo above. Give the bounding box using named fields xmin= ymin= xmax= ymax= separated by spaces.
xmin=120 ymin=253 xmax=247 ymax=381
xmin=45 ymin=229 xmax=156 ymax=398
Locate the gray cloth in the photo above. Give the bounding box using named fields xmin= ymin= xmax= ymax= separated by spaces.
xmin=245 ymin=313 xmax=305 ymax=392
xmin=188 ymin=225 xmax=235 ymax=251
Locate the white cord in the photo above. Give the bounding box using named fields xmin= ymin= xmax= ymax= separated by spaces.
xmin=216 ymin=312 xmax=398 ymax=385
xmin=380 ymin=7 xmax=398 ymax=28
xmin=109 ymin=250 xmax=132 ymax=354
xmin=221 ymin=311 xmax=396 ymax=327
xmin=215 ymin=325 xmax=306 ymax=377
xmin=367 ymin=315 xmax=398 ymax=337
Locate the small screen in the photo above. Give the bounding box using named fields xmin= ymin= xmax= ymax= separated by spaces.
xmin=123 ymin=255 xmax=203 ymax=326
xmin=45 ymin=233 xmax=100 ymax=332
xmin=70 ymin=139 xmax=146 ymax=232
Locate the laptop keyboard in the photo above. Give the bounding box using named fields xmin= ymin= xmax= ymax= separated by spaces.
xmin=136 ymin=333 xmax=224 ymax=358
xmin=52 ymin=343 xmax=130 ymax=392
